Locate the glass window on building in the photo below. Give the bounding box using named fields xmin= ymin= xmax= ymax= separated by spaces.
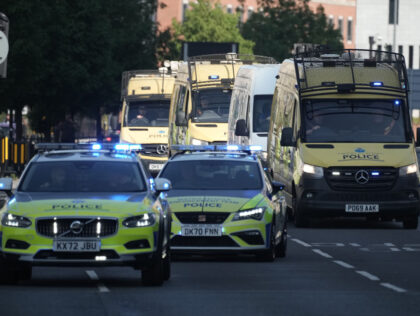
xmin=389 ymin=0 xmax=399 ymax=24
xmin=398 ymin=45 xmax=403 ymax=55
xmin=347 ymin=18 xmax=353 ymax=42
xmin=328 ymin=15 xmax=334 ymax=27
xmin=338 ymin=17 xmax=343 ymax=36
xmin=182 ymin=0 xmax=189 ymax=22
xmin=227 ymin=4 xmax=233 ymax=14
xmin=409 ymin=45 xmax=414 ymax=69
xmin=247 ymin=6 xmax=254 ymax=19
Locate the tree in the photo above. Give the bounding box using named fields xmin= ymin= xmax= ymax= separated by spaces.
xmin=164 ymin=0 xmax=255 ymax=59
xmin=242 ymin=0 xmax=343 ymax=62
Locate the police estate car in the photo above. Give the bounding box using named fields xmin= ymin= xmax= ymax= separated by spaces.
xmin=0 ymin=143 xmax=172 ymax=286
xmin=159 ymin=145 xmax=287 ymax=261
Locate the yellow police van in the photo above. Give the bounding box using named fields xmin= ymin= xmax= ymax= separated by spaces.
xmin=267 ymin=49 xmax=419 ymax=228
xmin=120 ymin=66 xmax=176 ymax=174
xmin=168 ymin=54 xmax=275 ymax=155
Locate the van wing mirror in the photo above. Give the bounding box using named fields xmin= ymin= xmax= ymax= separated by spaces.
xmin=271 ymin=181 xmax=285 ymax=195
xmin=235 ymin=119 xmax=249 ymax=136
xmin=0 ymin=177 xmax=13 ymax=197
xmin=280 ymin=127 xmax=296 ymax=147
xmin=416 ymin=128 xmax=420 ymax=147
xmin=176 ymin=111 xmax=187 ymax=127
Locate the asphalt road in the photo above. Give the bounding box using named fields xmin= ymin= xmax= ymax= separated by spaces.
xmin=1 ymin=217 xmax=420 ymax=316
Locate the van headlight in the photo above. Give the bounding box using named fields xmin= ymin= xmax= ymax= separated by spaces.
xmin=1 ymin=213 xmax=32 ymax=228
xmin=191 ymin=138 xmax=208 ymax=146
xmin=303 ymin=164 xmax=324 ymax=178
xmin=123 ymin=213 xmax=156 ymax=227
xmin=232 ymin=207 xmax=265 ymax=221
xmin=399 ymin=163 xmax=418 ymax=176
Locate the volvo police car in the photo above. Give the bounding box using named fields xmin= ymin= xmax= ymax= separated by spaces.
xmin=158 ymin=145 xmax=287 ymax=261
xmin=0 ymin=143 xmax=172 ymax=286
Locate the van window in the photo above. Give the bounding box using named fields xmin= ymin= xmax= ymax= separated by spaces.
xmin=303 ymin=99 xmax=407 ymax=143
xmin=253 ymin=95 xmax=273 ymax=132
xmin=125 ymin=100 xmax=170 ymax=127
xmin=175 ymin=86 xmax=187 ymax=125
xmin=192 ymin=88 xmax=232 ymax=123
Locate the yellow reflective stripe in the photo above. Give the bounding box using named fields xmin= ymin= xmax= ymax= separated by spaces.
xmin=5 ymin=137 xmax=8 ymax=161
xmin=14 ymin=143 xmax=18 ymax=164
xmin=21 ymin=144 xmax=25 ymax=164
xmin=1 ymin=138 xmax=4 ymax=164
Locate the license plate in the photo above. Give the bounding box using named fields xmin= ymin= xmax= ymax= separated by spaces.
xmin=53 ymin=240 xmax=101 ymax=252
xmin=181 ymin=224 xmax=222 ymax=237
xmin=149 ymin=163 xmax=164 ymax=171
xmin=345 ymin=204 xmax=379 ymax=213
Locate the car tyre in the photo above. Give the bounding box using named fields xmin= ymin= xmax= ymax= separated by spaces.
xmin=18 ymin=266 xmax=32 ymax=281
xmin=0 ymin=260 xmax=19 ymax=285
xmin=403 ymin=215 xmax=418 ymax=229
xmin=142 ymin=252 xmax=164 ymax=286
xmin=275 ymin=221 xmax=287 ymax=258
xmin=163 ymin=247 xmax=171 ymax=281
xmin=256 ymin=224 xmax=276 ymax=262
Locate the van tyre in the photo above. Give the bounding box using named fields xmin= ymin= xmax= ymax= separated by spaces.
xmin=293 ymin=199 xmax=310 ymax=228
xmin=403 ymin=215 xmax=418 ymax=229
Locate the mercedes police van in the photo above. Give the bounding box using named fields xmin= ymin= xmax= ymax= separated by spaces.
xmin=228 ymin=64 xmax=280 ymax=164
xmin=267 ymin=49 xmax=419 ymax=228
xmin=120 ymin=64 xmax=177 ymax=174
xmin=168 ymin=54 xmax=275 ymax=155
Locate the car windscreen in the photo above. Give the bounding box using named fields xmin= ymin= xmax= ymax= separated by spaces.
xmin=160 ymin=160 xmax=262 ymax=190
xmin=125 ymin=99 xmax=170 ymax=127
xmin=192 ymin=88 xmax=232 ymax=123
xmin=20 ymin=161 xmax=146 ymax=192
xmin=303 ymin=99 xmax=407 ymax=143
xmin=253 ymin=95 xmax=273 ymax=133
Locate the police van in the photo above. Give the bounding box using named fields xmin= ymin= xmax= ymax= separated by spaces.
xmin=228 ymin=64 xmax=280 ymax=163
xmin=168 ymin=54 xmax=275 ymax=155
xmin=267 ymin=49 xmax=419 ymax=228
xmin=120 ymin=64 xmax=177 ymax=174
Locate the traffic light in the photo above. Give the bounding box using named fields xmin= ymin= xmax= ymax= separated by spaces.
xmin=0 ymin=12 xmax=9 ymax=79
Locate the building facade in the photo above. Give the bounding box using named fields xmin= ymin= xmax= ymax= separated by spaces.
xmin=356 ymin=0 xmax=420 ymax=69
xmin=156 ymin=0 xmax=355 ymax=49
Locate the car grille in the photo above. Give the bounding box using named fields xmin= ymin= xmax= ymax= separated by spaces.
xmin=171 ymin=236 xmax=239 ymax=247
xmin=175 ymin=212 xmax=230 ymax=224
xmin=140 ymin=144 xmax=168 ymax=157
xmin=325 ymin=167 xmax=398 ymax=191
xmin=36 ymin=218 xmax=118 ymax=238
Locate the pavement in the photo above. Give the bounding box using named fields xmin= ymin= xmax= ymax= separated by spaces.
xmin=1 ymin=218 xmax=420 ymax=316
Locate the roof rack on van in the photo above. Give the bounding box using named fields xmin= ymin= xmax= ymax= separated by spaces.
xmin=293 ymin=49 xmax=408 ymax=98
xmin=187 ymin=54 xmax=277 ymax=91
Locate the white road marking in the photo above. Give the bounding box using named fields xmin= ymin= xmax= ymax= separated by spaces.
xmin=390 ymin=247 xmax=401 ymax=252
xmin=380 ymin=283 xmax=407 ymax=293
xmin=349 ymin=243 xmax=361 ymax=247
xmin=333 ymin=260 xmax=354 ymax=269
xmin=98 ymin=283 xmax=110 ymax=293
xmin=312 ymin=249 xmax=333 ymax=259
xmin=356 ymin=271 xmax=380 ymax=281
xmin=402 ymin=247 xmax=416 ymax=252
xmin=291 ymin=238 xmax=312 ymax=247
xmin=86 ymin=270 xmax=99 ymax=281
xmin=384 ymin=243 xmax=395 ymax=247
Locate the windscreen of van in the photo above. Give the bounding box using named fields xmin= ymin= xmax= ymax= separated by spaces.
xmin=253 ymin=95 xmax=273 ymax=133
xmin=192 ymin=88 xmax=232 ymax=123
xmin=125 ymin=100 xmax=170 ymax=127
xmin=303 ymin=99 xmax=407 ymax=143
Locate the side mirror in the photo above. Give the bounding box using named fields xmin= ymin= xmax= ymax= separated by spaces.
xmin=416 ymin=127 xmax=420 ymax=147
xmin=271 ymin=181 xmax=285 ymax=195
xmin=155 ymin=178 xmax=172 ymax=192
xmin=280 ymin=127 xmax=296 ymax=147
xmin=176 ymin=111 xmax=187 ymax=127
xmin=0 ymin=177 xmax=13 ymax=197
xmin=235 ymin=119 xmax=249 ymax=136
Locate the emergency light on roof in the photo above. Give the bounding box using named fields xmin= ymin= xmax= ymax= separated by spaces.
xmin=92 ymin=144 xmax=102 ymax=150
xmin=394 ymin=100 xmax=401 ymax=106
xmin=208 ymin=75 xmax=219 ymax=80
xmin=114 ymin=144 xmax=142 ymax=151
xmin=171 ymin=145 xmax=262 ymax=153
xmin=370 ymin=81 xmax=384 ymax=87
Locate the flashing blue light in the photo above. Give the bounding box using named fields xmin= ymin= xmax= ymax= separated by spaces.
xmin=371 ymin=171 xmax=380 ymax=176
xmin=92 ymin=144 xmax=102 ymax=150
xmin=129 ymin=144 xmax=142 ymax=150
xmin=371 ymin=81 xmax=384 ymax=87
xmin=0 ymin=183 xmax=4 ymax=188
xmin=394 ymin=100 xmax=401 ymax=106
xmin=209 ymin=75 xmax=219 ymax=80
xmin=92 ymin=153 xmax=100 ymax=157
xmin=249 ymin=145 xmax=262 ymax=151
xmin=163 ymin=182 xmax=170 ymax=189
xmin=113 ymin=154 xmax=129 ymax=159
xmin=114 ymin=144 xmax=142 ymax=151
xmin=115 ymin=144 xmax=129 ymax=150
xmin=227 ymin=145 xmax=240 ymax=151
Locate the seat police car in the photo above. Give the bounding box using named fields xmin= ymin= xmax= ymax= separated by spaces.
xmin=0 ymin=143 xmax=172 ymax=286
xmin=158 ymin=145 xmax=287 ymax=261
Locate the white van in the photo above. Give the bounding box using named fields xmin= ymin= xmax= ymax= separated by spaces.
xmin=228 ymin=64 xmax=280 ymax=157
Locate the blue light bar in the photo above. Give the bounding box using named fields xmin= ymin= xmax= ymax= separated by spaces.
xmin=114 ymin=144 xmax=142 ymax=151
xmin=249 ymin=145 xmax=262 ymax=151
xmin=227 ymin=145 xmax=240 ymax=151
xmin=0 ymin=183 xmax=4 ymax=188
xmin=92 ymin=144 xmax=102 ymax=150
xmin=172 ymin=145 xmax=216 ymax=151
xmin=370 ymin=81 xmax=384 ymax=87
xmin=394 ymin=100 xmax=401 ymax=106
xmin=208 ymin=75 xmax=219 ymax=80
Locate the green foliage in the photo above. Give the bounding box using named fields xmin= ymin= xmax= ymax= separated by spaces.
xmin=168 ymin=0 xmax=255 ymax=57
xmin=0 ymin=0 xmax=157 ymax=137
xmin=242 ymin=0 xmax=343 ymax=62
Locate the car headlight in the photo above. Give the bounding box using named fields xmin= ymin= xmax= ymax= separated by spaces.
xmin=399 ymin=163 xmax=418 ymax=176
xmin=232 ymin=207 xmax=265 ymax=221
xmin=303 ymin=163 xmax=324 ymax=178
xmin=191 ymin=138 xmax=208 ymax=146
xmin=1 ymin=213 xmax=32 ymax=228
xmin=123 ymin=213 xmax=156 ymax=227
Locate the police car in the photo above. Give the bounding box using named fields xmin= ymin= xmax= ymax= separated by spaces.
xmin=0 ymin=143 xmax=172 ymax=286
xmin=158 ymin=145 xmax=287 ymax=261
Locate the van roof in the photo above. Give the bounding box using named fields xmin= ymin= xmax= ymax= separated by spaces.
xmin=235 ymin=64 xmax=281 ymax=95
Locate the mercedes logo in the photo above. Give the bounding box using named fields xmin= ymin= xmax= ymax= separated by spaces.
xmin=70 ymin=220 xmax=84 ymax=234
xmin=156 ymin=144 xmax=168 ymax=155
xmin=355 ymin=170 xmax=369 ymax=185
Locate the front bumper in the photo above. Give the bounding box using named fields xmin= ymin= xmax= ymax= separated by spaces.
xmin=140 ymin=154 xmax=167 ymax=174
xmin=296 ymin=174 xmax=420 ymax=218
